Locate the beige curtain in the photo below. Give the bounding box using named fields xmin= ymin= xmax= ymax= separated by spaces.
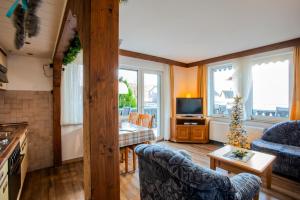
xmin=170 ymin=65 xmax=175 ymax=118
xmin=169 ymin=65 xmax=175 ymax=140
xmin=197 ymin=64 xmax=208 ymax=116
xmin=290 ymin=46 xmax=300 ymax=120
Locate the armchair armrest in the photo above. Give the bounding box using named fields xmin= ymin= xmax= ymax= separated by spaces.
xmin=230 ymin=173 xmax=261 ymax=200
xmin=176 ymin=149 xmax=192 ymax=160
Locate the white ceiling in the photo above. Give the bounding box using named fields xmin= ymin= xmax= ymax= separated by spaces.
xmin=120 ymin=0 xmax=300 ymax=63
xmin=0 ymin=0 xmax=67 ymax=58
xmin=0 ymin=0 xmax=299 ymax=63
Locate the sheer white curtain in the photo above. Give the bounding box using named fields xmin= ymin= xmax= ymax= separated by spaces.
xmin=241 ymin=59 xmax=253 ymax=120
xmin=61 ymin=51 xmax=83 ymax=125
xmin=163 ymin=65 xmax=171 ymax=140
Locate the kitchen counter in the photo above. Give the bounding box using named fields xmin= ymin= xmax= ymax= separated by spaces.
xmin=0 ymin=122 xmax=28 ymax=169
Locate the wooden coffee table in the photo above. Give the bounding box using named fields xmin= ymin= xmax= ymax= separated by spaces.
xmin=208 ymin=145 xmax=276 ymax=189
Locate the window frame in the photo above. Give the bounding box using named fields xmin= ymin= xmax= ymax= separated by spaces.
xmin=248 ymin=52 xmax=293 ymax=122
xmin=208 ymin=62 xmax=235 ymax=118
xmin=207 ymin=49 xmax=294 ymax=122
xmin=119 ymin=64 xmax=165 ymax=140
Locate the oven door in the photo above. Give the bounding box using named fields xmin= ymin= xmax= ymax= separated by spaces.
xmin=8 ymin=155 xmax=23 ymax=200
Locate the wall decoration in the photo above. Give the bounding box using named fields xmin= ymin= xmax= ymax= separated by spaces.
xmin=13 ymin=4 xmax=25 ymax=49
xmin=7 ymin=0 xmax=41 ymax=49
xmin=227 ymin=96 xmax=249 ymax=149
xmin=63 ymin=35 xmax=81 ymax=66
xmin=26 ymin=0 xmax=41 ymax=38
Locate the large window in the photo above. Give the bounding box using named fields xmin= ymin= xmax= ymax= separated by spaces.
xmin=252 ymin=60 xmax=290 ymax=118
xmin=209 ymin=65 xmax=235 ymax=116
xmin=208 ymin=50 xmax=293 ymax=120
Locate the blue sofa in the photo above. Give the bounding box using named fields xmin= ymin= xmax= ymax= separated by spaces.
xmin=135 ymin=144 xmax=261 ymax=200
xmin=252 ymin=120 xmax=300 ymax=180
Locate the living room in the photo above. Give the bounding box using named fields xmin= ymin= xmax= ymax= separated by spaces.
xmin=0 ymin=0 xmax=299 ymax=200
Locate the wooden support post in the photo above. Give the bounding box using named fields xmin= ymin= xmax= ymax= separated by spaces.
xmin=82 ymin=0 xmax=120 ymax=199
xmin=53 ymin=58 xmax=62 ymax=167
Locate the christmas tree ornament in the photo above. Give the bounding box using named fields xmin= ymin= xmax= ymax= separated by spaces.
xmin=227 ymin=96 xmax=249 ymax=148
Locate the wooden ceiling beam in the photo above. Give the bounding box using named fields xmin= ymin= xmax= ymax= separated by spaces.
xmin=120 ymin=38 xmax=300 ymax=68
xmin=119 ymin=49 xmax=188 ymax=67
xmin=188 ymin=37 xmax=300 ymax=67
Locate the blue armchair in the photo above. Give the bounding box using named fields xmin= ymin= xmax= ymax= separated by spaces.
xmin=252 ymin=120 xmax=300 ymax=180
xmin=135 ymin=144 xmax=261 ymax=200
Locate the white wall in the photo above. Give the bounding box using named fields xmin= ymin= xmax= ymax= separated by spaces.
xmin=186 ymin=66 xmax=198 ymax=97
xmin=61 ymin=125 xmax=83 ymax=161
xmin=173 ymin=66 xmax=198 ymax=98
xmin=7 ymin=55 xmax=52 ymax=91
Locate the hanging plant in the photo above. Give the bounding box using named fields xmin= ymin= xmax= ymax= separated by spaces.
xmin=63 ymin=35 xmax=81 ymax=66
xmin=13 ymin=4 xmax=25 ymax=49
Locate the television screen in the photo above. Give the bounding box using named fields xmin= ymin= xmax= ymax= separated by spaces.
xmin=176 ymin=98 xmax=203 ymax=115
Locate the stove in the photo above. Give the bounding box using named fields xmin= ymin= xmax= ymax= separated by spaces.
xmin=0 ymin=131 xmax=12 ymax=153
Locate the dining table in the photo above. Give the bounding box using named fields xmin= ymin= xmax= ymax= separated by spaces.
xmin=119 ymin=122 xmax=155 ymax=148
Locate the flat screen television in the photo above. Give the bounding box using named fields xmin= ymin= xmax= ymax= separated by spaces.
xmin=176 ymin=98 xmax=203 ymax=116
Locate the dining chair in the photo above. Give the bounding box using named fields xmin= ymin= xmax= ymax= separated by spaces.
xmin=128 ymin=112 xmax=139 ymax=125
xmin=138 ymin=113 xmax=154 ymax=128
xmin=126 ymin=113 xmax=154 ymax=172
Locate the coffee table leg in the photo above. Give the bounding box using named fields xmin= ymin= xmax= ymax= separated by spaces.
xmin=210 ymin=158 xmax=216 ymax=170
xmin=266 ymin=165 xmax=272 ymax=189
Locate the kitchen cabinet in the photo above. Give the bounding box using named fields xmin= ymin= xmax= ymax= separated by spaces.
xmin=0 ymin=161 xmax=9 ymax=200
xmin=0 ymin=50 xmax=6 ymax=66
xmin=0 ymin=49 xmax=7 ymax=90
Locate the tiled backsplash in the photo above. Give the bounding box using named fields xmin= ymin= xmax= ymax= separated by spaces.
xmin=0 ymin=90 xmax=53 ymax=171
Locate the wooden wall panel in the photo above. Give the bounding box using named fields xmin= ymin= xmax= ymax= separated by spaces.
xmin=52 ymin=58 xmax=62 ymax=167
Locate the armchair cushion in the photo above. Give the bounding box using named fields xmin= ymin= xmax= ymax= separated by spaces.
xmin=252 ymin=139 xmax=300 ymax=180
xmin=261 ymin=121 xmax=300 ymax=147
xmin=230 ymin=173 xmax=261 ymax=200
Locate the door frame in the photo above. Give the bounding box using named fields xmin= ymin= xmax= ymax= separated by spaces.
xmin=119 ymin=65 xmax=165 ymax=140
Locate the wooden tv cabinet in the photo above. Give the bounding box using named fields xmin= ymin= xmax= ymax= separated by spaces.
xmin=170 ymin=116 xmax=209 ymax=143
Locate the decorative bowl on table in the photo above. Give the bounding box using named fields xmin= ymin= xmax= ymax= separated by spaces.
xmin=232 ymin=149 xmax=248 ymax=158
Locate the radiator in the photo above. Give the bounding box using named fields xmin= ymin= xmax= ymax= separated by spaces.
xmin=209 ymin=120 xmax=268 ymax=143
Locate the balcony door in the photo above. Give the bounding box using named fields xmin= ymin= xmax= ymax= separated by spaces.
xmin=119 ymin=68 xmax=163 ymax=140
xmin=142 ymin=72 xmax=162 ymax=139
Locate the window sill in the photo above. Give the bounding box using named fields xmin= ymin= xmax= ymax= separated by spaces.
xmin=61 ymin=124 xmax=83 ymax=127
xmin=248 ymin=117 xmax=288 ymax=125
xmin=208 ymin=115 xmax=287 ymax=126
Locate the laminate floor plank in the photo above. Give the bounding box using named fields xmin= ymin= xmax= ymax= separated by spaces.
xmin=21 ymin=142 xmax=300 ymax=200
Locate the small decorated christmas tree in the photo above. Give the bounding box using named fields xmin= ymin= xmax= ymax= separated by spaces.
xmin=227 ymin=96 xmax=249 ymax=149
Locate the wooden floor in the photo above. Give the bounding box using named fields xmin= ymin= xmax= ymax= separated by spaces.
xmin=21 ymin=142 xmax=300 ymax=200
